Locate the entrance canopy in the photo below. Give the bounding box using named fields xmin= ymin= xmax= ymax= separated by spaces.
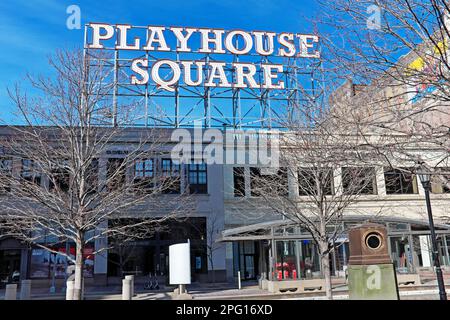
xmin=220 ymin=215 xmax=450 ymax=242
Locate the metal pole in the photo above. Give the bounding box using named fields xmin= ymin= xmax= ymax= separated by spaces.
xmin=112 ymin=49 xmax=119 ymax=127
xmin=237 ymin=271 xmax=241 ymax=290
xmin=175 ymin=39 xmax=180 ymax=128
xmin=50 ymin=253 xmax=56 ymax=293
xmin=423 ymin=183 xmax=447 ymax=300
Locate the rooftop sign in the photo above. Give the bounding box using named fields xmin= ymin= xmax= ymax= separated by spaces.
xmin=85 ymin=23 xmax=320 ymax=92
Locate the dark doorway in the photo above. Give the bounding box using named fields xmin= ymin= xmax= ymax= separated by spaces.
xmin=0 ymin=250 xmax=21 ymax=285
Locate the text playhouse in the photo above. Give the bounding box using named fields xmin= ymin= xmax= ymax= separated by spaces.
xmin=86 ymin=23 xmax=320 ymax=92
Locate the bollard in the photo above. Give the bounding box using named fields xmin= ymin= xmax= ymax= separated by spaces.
xmin=125 ymin=275 xmax=135 ymax=297
xmin=122 ymin=278 xmax=132 ymax=300
xmin=66 ymin=280 xmax=74 ymax=300
xmin=5 ymin=284 xmax=17 ymax=300
xmin=237 ymin=271 xmax=242 ymax=290
xmin=178 ymin=284 xmax=186 ymax=295
xmin=20 ymin=280 xmax=32 ymax=300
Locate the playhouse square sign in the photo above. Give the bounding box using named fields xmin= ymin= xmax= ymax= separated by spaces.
xmin=86 ymin=23 xmax=320 ymax=92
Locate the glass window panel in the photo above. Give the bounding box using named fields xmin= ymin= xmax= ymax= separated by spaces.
xmin=275 ymin=241 xmax=299 ymax=280
xmin=233 ymin=167 xmax=245 ymax=197
xmin=384 ymin=168 xmax=418 ymax=194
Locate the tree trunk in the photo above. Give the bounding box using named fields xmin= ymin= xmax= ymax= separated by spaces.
xmin=320 ymin=242 xmax=333 ymax=300
xmin=73 ymin=238 xmax=85 ymax=300
xmin=208 ymin=251 xmax=215 ymax=283
xmin=211 ymin=258 xmax=215 ymax=283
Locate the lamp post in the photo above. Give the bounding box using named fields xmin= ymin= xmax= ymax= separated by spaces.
xmin=418 ymin=169 xmax=447 ymax=300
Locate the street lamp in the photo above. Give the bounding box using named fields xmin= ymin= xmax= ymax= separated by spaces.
xmin=418 ymin=167 xmax=447 ymax=300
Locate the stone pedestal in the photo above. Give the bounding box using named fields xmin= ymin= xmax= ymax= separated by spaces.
xmin=348 ymin=264 xmax=399 ymax=300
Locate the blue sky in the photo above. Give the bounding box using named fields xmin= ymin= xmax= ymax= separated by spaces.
xmin=0 ymin=0 xmax=321 ymax=123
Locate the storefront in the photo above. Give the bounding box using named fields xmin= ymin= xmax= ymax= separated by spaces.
xmin=107 ymin=217 xmax=208 ymax=282
xmin=222 ymin=216 xmax=450 ymax=281
xmin=0 ymin=237 xmax=28 ymax=287
xmin=29 ymin=246 xmax=94 ymax=280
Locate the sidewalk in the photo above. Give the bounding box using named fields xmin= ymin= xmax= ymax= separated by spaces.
xmin=1 ymin=281 xmax=448 ymax=300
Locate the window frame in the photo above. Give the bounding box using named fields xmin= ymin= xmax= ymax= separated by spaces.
xmin=384 ymin=167 xmax=418 ymax=195
xmin=187 ymin=162 xmax=208 ymax=194
xmin=233 ymin=167 xmax=245 ymax=197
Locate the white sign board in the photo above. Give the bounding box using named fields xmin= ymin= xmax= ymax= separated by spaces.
xmin=169 ymin=242 xmax=191 ymax=285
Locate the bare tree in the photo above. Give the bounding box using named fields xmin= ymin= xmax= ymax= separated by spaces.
xmin=206 ymin=211 xmax=221 ymax=283
xmin=240 ymin=105 xmax=386 ymax=299
xmin=318 ymin=0 xmax=450 ymax=191
xmin=0 ymin=49 xmax=193 ymax=300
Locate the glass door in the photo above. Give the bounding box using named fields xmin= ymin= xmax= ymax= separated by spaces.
xmin=244 ymin=255 xmax=255 ymax=279
xmin=236 ymin=241 xmax=258 ymax=280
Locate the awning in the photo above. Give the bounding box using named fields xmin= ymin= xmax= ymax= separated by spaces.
xmin=219 ymin=215 xmax=450 ymax=242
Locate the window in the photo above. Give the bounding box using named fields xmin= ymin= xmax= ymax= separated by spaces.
xmin=250 ymin=167 xmax=261 ymax=197
xmin=250 ymin=167 xmax=288 ymax=197
xmin=342 ymin=167 xmax=377 ymax=195
xmin=431 ymin=168 xmax=450 ymax=194
xmin=187 ymin=162 xmax=207 ymax=194
xmin=133 ymin=159 xmax=154 ymax=192
xmin=107 ymin=158 xmax=125 ymax=191
xmin=161 ymin=159 xmax=181 ymax=194
xmin=384 ymin=168 xmax=418 ymax=194
xmin=21 ymin=159 xmax=41 ymax=186
xmin=298 ymin=168 xmax=334 ymax=196
xmin=135 ymin=159 xmax=153 ymax=178
xmin=49 ymin=160 xmax=70 ymax=192
xmin=0 ymin=158 xmax=12 ymax=193
xmin=233 ymin=167 xmax=245 ymax=197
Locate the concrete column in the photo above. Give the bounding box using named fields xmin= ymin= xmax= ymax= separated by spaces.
xmin=20 ymin=280 xmax=32 ymax=300
xmin=375 ymin=167 xmax=386 ymax=195
xmin=19 ymin=249 xmax=29 ymax=283
xmin=225 ymin=242 xmax=235 ymax=282
xmin=66 ymin=280 xmax=74 ymax=300
xmin=244 ymin=167 xmax=251 ymax=197
xmin=419 ymin=235 xmax=432 ymax=267
xmin=125 ymin=275 xmax=135 ymax=296
xmin=5 ymin=284 xmax=17 ymax=300
xmin=122 ymin=279 xmax=132 ymax=300
xmin=223 ymin=165 xmax=234 ymax=199
xmin=288 ymin=169 xmax=299 ymax=198
xmin=333 ymin=167 xmax=342 ymax=195
xmin=94 ymin=221 xmax=108 ymax=281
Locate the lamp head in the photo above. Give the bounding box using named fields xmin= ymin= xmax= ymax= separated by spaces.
xmin=418 ymin=172 xmax=431 ymax=184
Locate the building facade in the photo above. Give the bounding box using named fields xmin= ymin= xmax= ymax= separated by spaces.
xmin=0 ymin=127 xmax=449 ymax=288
